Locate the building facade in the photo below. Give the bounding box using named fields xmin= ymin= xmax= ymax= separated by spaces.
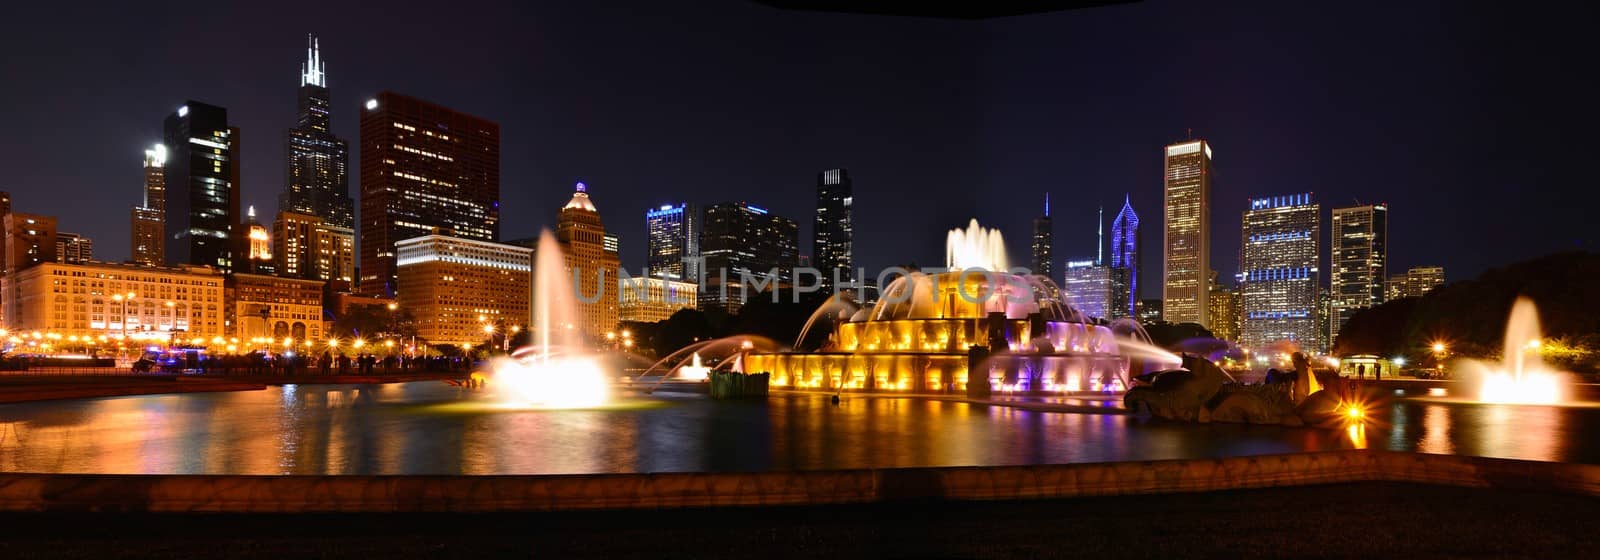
xmin=1238 ymin=193 xmax=1321 ymax=353
xmin=1163 ymin=139 xmax=1214 ymax=327
xmin=1032 ymin=194 xmax=1054 ymax=278
xmin=4 ymin=213 xmax=56 ymax=275
xmin=645 ymin=202 xmax=699 ymax=282
xmin=395 ymin=235 xmax=530 ymax=347
xmin=1062 ymin=259 xmax=1114 ymax=321
xmin=226 ymin=273 xmax=324 ymax=342
xmin=1390 ymin=266 xmax=1445 ymax=299
xmin=1110 ymin=194 xmax=1140 ymax=319
xmin=273 ymin=211 xmax=355 ymax=283
xmin=1329 ymin=204 xmax=1388 ymax=344
xmin=699 ymin=202 xmax=799 ymax=314
xmin=55 ymin=233 xmax=93 ymax=265
xmin=1207 ymin=284 xmax=1241 ymax=342
xmin=813 ymin=168 xmax=854 ymax=291
xmin=618 ymin=276 xmax=699 ymax=324
xmin=359 ymin=92 xmax=500 ymax=296
xmin=131 ymin=144 xmax=166 ymax=267
xmin=2 ymin=262 xmax=225 ymax=340
xmin=163 ymin=101 xmax=238 ymax=272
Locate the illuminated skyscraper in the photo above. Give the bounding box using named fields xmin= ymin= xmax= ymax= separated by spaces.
xmin=1239 ymin=193 xmax=1320 ymax=353
xmin=1110 ymin=194 xmax=1140 ymax=318
xmin=1031 ymin=194 xmax=1054 ymax=277
xmin=1163 ymin=139 xmax=1213 ymax=326
xmin=163 ymin=101 xmax=238 ymax=272
xmin=131 ymin=144 xmax=166 ymax=266
xmin=277 ymin=34 xmax=355 ymax=281
xmin=1329 ymin=204 xmax=1388 ymax=343
xmin=554 ymin=182 xmax=620 ymax=339
xmin=646 ymin=202 xmax=700 ymax=282
xmin=359 ymin=92 xmax=500 ymax=296
xmin=813 ymin=168 xmax=854 ymax=291
xmin=279 ymin=34 xmax=353 ymax=229
xmin=700 ymin=202 xmax=798 ymax=314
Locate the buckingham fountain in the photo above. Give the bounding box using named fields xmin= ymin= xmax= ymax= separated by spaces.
xmin=745 ymin=220 xmax=1145 ymax=397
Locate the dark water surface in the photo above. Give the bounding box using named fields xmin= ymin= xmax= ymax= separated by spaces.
xmin=2 ymin=382 xmax=1596 ymax=474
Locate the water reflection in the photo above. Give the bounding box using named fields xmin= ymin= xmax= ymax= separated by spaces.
xmin=1 ymin=383 xmax=1598 ymax=475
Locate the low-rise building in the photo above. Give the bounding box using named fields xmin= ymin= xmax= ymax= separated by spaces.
xmin=618 ymin=276 xmax=698 ymax=323
xmin=226 ymin=273 xmax=325 ymax=343
xmin=2 ymin=261 xmax=225 ymax=342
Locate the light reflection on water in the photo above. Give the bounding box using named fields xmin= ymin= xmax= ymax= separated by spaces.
xmin=1 ymin=382 xmax=1597 ymax=475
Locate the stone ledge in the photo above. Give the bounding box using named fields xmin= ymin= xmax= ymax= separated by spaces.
xmin=0 ymin=451 xmax=1595 ymax=513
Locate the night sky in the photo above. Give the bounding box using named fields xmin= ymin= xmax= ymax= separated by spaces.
xmin=2 ymin=0 xmax=1596 ymax=298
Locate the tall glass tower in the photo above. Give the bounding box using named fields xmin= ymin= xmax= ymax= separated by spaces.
xmin=279 ymin=34 xmax=354 ymax=230
xmin=1110 ymin=194 xmax=1140 ymax=319
xmin=1163 ymin=139 xmax=1213 ymax=326
xmin=812 ymin=168 xmax=853 ymax=291
xmin=1031 ymin=193 xmax=1053 ymax=277
xmin=163 ymin=101 xmax=237 ymax=272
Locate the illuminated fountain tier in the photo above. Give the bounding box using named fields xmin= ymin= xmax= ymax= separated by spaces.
xmin=745 ymin=220 xmax=1130 ymax=396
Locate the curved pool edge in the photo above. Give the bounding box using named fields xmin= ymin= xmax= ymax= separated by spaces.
xmin=2 ymin=450 xmax=1595 ymax=513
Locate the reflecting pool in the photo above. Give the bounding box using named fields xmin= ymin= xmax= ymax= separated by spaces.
xmin=2 ymin=382 xmax=1597 ymax=475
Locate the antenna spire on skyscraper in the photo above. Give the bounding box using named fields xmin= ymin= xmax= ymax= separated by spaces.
xmin=1044 ymin=192 xmax=1050 ymax=218
xmin=301 ymin=33 xmax=326 ymax=87
xmin=1097 ymin=206 xmax=1104 ymax=266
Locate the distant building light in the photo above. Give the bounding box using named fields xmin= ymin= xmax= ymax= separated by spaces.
xmin=746 ymin=205 xmax=768 ymax=215
xmin=365 ymin=99 xmax=378 ymax=110
xmin=177 ymin=105 xmax=189 ymax=117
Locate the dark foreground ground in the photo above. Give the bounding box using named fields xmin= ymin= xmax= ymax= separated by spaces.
xmin=0 ymin=482 xmax=1595 ymax=559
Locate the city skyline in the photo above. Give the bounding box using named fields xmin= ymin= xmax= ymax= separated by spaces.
xmin=2 ymin=1 xmax=1594 ymax=299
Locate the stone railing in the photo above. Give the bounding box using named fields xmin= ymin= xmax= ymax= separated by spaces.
xmin=0 ymin=450 xmax=1596 ymax=513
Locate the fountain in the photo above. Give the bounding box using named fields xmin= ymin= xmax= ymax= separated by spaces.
xmin=676 ymin=352 xmax=711 ymax=382
xmin=1462 ymin=297 xmax=1565 ymax=405
xmin=746 ymin=219 xmax=1130 ymax=395
xmin=486 ymin=230 xmax=612 ymax=409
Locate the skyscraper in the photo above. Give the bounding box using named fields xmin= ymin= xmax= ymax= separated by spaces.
xmin=163 ymin=101 xmax=237 ymax=272
xmin=1110 ymin=194 xmax=1140 ymax=318
xmin=131 ymin=144 xmax=166 ymax=267
xmin=555 ymin=182 xmax=620 ymax=339
xmin=1329 ymin=204 xmax=1388 ymax=343
xmin=1031 ymin=194 xmax=1053 ymax=277
xmin=813 ymin=168 xmax=854 ymax=291
xmin=1163 ymin=139 xmax=1214 ymax=327
xmin=359 ymin=91 xmax=500 ymax=296
xmin=700 ymin=202 xmax=799 ymax=314
xmin=1239 ymin=193 xmax=1320 ymax=353
xmin=646 ymin=202 xmax=699 ymax=282
xmin=278 ymin=34 xmax=355 ymax=280
xmin=1062 ymin=259 xmax=1114 ymax=320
